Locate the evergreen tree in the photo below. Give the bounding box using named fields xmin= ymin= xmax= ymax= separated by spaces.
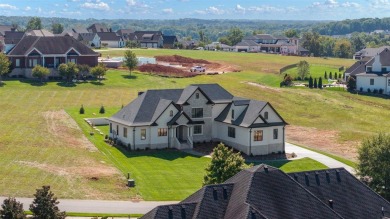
xmin=314 ymin=78 xmax=318 ymax=88
xmin=0 ymin=197 xmax=26 ymax=219
xmin=318 ymin=77 xmax=323 ymax=89
xmin=329 ymin=72 xmax=333 ymax=79
xmin=29 ymin=186 xmax=66 ymax=219
xmin=308 ymin=76 xmax=313 ymax=88
xmin=338 ymin=73 xmax=342 ymax=79
xmin=99 ymin=105 xmax=105 ymax=114
xmin=203 ymin=143 xmax=249 ymax=185
xmin=324 ymin=71 xmax=327 ymax=79
xmin=79 ymin=105 xmax=85 ymax=114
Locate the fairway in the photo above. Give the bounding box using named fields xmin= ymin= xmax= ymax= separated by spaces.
xmin=0 ymin=49 xmax=387 ymax=200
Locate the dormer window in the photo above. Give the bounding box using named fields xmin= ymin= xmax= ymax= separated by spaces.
xmin=264 ymin=112 xmax=269 ymax=120
xmin=195 ymin=93 xmax=199 ymax=99
xmin=231 ymin=110 xmax=235 ymax=120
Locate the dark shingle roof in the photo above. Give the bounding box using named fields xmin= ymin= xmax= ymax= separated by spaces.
xmin=163 ymin=35 xmax=177 ymax=47
xmin=4 ymin=31 xmax=25 ymax=44
xmin=96 ymin=32 xmax=121 ymax=41
xmin=366 ymin=48 xmax=390 ymax=66
xmin=87 ymin=23 xmax=110 ymax=33
xmin=78 ymin=33 xmax=97 ymax=41
xmin=7 ymin=36 xmax=99 ymax=56
xmin=116 ymin=29 xmax=134 ymax=36
xmin=345 ymin=60 xmax=367 ymax=76
xmin=0 ymin=25 xmax=12 ymax=36
xmin=235 ymin=40 xmax=259 ymax=47
xmin=289 ymin=168 xmax=390 ymax=219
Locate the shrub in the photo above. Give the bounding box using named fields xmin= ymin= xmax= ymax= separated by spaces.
xmin=79 ymin=105 xmax=85 ymax=114
xmin=379 ymin=88 xmax=384 ymax=94
xmin=373 ymin=89 xmax=378 ymax=94
xmin=99 ymin=105 xmax=105 ymax=114
xmin=105 ymin=135 xmax=108 ymax=139
xmin=360 ymin=87 xmax=363 ymax=92
xmin=367 ymin=88 xmax=371 ymax=93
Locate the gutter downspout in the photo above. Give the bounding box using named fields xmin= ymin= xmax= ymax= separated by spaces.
xmin=133 ymin=128 xmax=136 ymax=150
xmin=168 ymin=125 xmax=171 ymax=148
xmin=283 ymin=126 xmax=286 ymax=153
xmin=249 ymin=128 xmax=252 ymax=156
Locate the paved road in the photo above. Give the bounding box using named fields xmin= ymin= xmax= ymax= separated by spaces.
xmin=0 ymin=197 xmax=178 ymax=215
xmin=285 ymin=142 xmax=356 ymax=174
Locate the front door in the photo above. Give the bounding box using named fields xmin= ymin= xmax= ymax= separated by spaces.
xmin=176 ymin=126 xmax=187 ymax=142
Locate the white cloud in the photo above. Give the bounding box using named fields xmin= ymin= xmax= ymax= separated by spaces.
xmin=370 ymin=0 xmax=390 ymax=8
xmin=206 ymin=6 xmax=224 ymax=15
xmin=236 ymin=4 xmax=245 ymax=13
xmin=247 ymin=6 xmax=281 ymax=13
xmin=0 ymin=4 xmax=17 ymax=10
xmin=37 ymin=7 xmax=42 ymax=13
xmin=342 ymin=2 xmax=360 ymax=8
xmin=81 ymin=1 xmax=110 ymax=11
xmin=162 ymin=8 xmax=173 ymax=13
xmin=127 ymin=0 xmax=136 ymax=6
xmin=24 ymin=6 xmax=31 ymax=11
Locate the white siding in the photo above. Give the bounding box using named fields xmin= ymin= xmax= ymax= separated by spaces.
xmin=259 ymin=104 xmax=283 ymax=123
xmin=356 ymin=76 xmax=387 ymax=93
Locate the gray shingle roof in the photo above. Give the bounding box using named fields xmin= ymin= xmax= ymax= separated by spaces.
xmin=96 ymin=32 xmax=122 ymax=41
xmin=78 ymin=33 xmax=97 ymax=41
xmin=7 ymin=36 xmax=99 ymax=56
xmin=87 ymin=23 xmax=110 ymax=33
xmin=345 ymin=60 xmax=367 ymax=76
xmin=0 ymin=25 xmax=12 ymax=36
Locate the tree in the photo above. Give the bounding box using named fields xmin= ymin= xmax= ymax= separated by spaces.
xmin=284 ymin=29 xmax=298 ymax=38
xmin=79 ymin=105 xmax=85 ymax=114
xmin=280 ymin=74 xmax=293 ymax=87
xmin=0 ymin=53 xmax=10 ymax=83
xmin=333 ymin=38 xmax=353 ymax=58
xmin=218 ymin=37 xmax=231 ymax=46
xmin=99 ymin=105 xmax=105 ymax=114
xmin=125 ymin=40 xmax=139 ymax=48
xmin=26 ymin=17 xmax=42 ymax=30
xmin=29 ymin=186 xmax=66 ymax=219
xmin=90 ymin=64 xmax=107 ymax=82
xmin=301 ymin=31 xmax=322 ymax=57
xmin=318 ymin=77 xmax=323 ymax=89
xmin=227 ymin=27 xmax=244 ymax=46
xmin=77 ymin=64 xmax=90 ymax=79
xmin=329 ymin=72 xmax=333 ymax=79
xmin=297 ymin=60 xmax=310 ymax=80
xmin=324 ymin=71 xmax=327 ymax=79
xmin=51 ymin=23 xmax=64 ymax=34
xmin=32 ymin=65 xmax=50 ymax=83
xmin=198 ymin=30 xmax=206 ymax=42
xmin=123 ymin=50 xmax=138 ymax=76
xmin=357 ymin=133 xmax=390 ymax=201
xmin=313 ymin=78 xmax=318 ymax=88
xmin=58 ymin=62 xmax=79 ymax=82
xmin=338 ymin=73 xmax=342 ymax=79
xmin=0 ymin=197 xmax=26 ymax=219
xmin=203 ymin=143 xmax=249 ymax=185
xmin=308 ymin=76 xmax=313 ymax=88
xmin=347 ymin=76 xmax=356 ymax=90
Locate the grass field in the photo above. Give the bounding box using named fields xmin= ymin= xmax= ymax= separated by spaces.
xmin=0 ymin=49 xmax=387 ymax=200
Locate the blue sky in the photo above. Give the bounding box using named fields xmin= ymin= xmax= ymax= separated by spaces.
xmin=0 ymin=0 xmax=389 ymax=20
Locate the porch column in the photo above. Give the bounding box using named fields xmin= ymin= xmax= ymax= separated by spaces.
xmin=42 ymin=56 xmax=45 ymax=67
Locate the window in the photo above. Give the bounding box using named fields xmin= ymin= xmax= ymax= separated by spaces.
xmin=193 ymin=125 xmax=203 ymax=135
xmin=123 ymin=127 xmax=127 ymax=137
xmin=228 ymin=127 xmax=236 ymax=138
xmin=170 ymin=110 xmax=173 ymax=117
xmin=195 ymin=93 xmax=200 ymax=99
xmin=367 ymin=67 xmax=372 ymax=72
xmin=231 ymin=110 xmax=235 ymax=120
xmin=158 ymin=128 xmax=167 ymax=137
xmin=254 ymin=130 xmax=263 ymax=141
xmin=109 ymin=123 xmax=112 ymax=133
xmin=273 ymin=129 xmax=278 ymax=139
xmin=382 ymin=68 xmax=387 ymax=72
xmin=191 ymin=108 xmax=203 ymax=118
xmin=370 ymin=78 xmax=374 ymax=85
xmin=116 ymin=125 xmax=119 ymax=136
xmin=264 ymin=112 xmax=269 ymax=120
xmin=15 ymin=59 xmax=20 ymax=67
xmin=141 ymin=129 xmax=146 ymax=140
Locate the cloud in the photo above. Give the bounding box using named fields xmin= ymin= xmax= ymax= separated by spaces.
xmin=369 ymin=0 xmax=390 ymax=8
xmin=24 ymin=6 xmax=31 ymax=11
xmin=196 ymin=6 xmax=224 ymax=15
xmin=247 ymin=6 xmax=281 ymax=13
xmin=162 ymin=8 xmax=173 ymax=13
xmin=236 ymin=4 xmax=245 ymax=13
xmin=81 ymin=1 xmax=110 ymax=11
xmin=0 ymin=4 xmax=17 ymax=10
xmin=126 ymin=0 xmax=136 ymax=6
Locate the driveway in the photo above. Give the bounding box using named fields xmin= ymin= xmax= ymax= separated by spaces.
xmin=285 ymin=142 xmax=356 ymax=174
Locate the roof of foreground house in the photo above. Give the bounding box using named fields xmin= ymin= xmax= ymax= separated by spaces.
xmin=141 ymin=164 xmax=390 ymax=219
xmin=4 ymin=31 xmax=25 ymax=44
xmin=7 ymin=36 xmax=99 ymax=56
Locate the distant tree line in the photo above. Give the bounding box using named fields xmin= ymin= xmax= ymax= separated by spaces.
xmin=313 ymin=17 xmax=390 ymax=35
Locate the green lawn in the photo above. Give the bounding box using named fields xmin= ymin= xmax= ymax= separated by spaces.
xmin=0 ymin=49 xmax=385 ymax=200
xmin=284 ymin=64 xmax=343 ymax=81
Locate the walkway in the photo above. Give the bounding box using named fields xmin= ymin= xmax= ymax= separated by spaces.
xmin=0 ymin=197 xmax=178 ymax=215
xmin=285 ymin=142 xmax=356 ymax=174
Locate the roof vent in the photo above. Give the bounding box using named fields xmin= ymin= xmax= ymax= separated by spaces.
xmin=264 ymin=165 xmax=269 ymax=173
xmin=223 ymin=186 xmax=228 ymax=200
xmin=315 ymin=172 xmax=320 ymax=185
xmin=213 ymin=188 xmax=218 ymax=200
xmin=328 ymin=200 xmax=334 ymax=209
xmin=326 ymin=171 xmax=330 ymax=183
xmin=293 ymin=174 xmax=298 ymax=181
xmin=336 ymin=170 xmax=341 ymax=182
xmin=305 ymin=173 xmax=310 ymax=186
xmin=251 ymin=210 xmax=257 ymax=219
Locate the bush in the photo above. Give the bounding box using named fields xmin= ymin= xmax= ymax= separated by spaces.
xmin=99 ymin=105 xmax=105 ymax=114
xmin=379 ymin=88 xmax=384 ymax=94
xmin=373 ymin=89 xmax=378 ymax=94
xmin=367 ymin=88 xmax=371 ymax=93
xmin=79 ymin=105 xmax=85 ymax=114
xmin=360 ymin=87 xmax=363 ymax=92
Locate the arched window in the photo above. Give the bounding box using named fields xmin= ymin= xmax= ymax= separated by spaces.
xmin=170 ymin=110 xmax=173 ymax=117
xmin=264 ymin=112 xmax=269 ymax=120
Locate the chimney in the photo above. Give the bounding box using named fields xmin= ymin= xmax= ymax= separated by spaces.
xmin=264 ymin=165 xmax=269 ymax=173
xmin=328 ymin=200 xmax=334 ymax=209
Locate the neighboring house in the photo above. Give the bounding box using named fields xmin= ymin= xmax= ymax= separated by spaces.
xmin=7 ymin=36 xmax=99 ymax=78
xmin=107 ymin=84 xmax=287 ymax=156
xmin=353 ymin=46 xmax=390 ymax=60
xmin=179 ymin=39 xmax=199 ymax=49
xmin=349 ymin=48 xmax=390 ymax=94
xmin=0 ymin=25 xmax=14 ymax=36
xmin=142 ymin=165 xmax=390 ymax=219
xmin=298 ymin=46 xmax=310 ymax=56
xmin=87 ymin=23 xmax=111 ymax=33
xmin=134 ymin=31 xmax=164 ymax=48
xmin=234 ymin=40 xmax=260 ymax=52
xmin=61 ymin=27 xmax=89 ymax=38
xmin=116 ymin=29 xmax=134 ymax=37
xmin=162 ymin=35 xmax=178 ymax=49
xmin=78 ymin=33 xmax=101 ymax=48
xmin=3 ymin=31 xmax=25 ymax=54
xmin=25 ymin=29 xmax=54 ymax=37
xmin=205 ymin=42 xmax=233 ymax=51
xmin=96 ymin=32 xmax=125 ymax=48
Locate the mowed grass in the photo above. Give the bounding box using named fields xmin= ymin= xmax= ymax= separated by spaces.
xmin=0 ymin=49 xmax=387 ymax=200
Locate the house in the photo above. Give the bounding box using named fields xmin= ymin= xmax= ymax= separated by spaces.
xmin=7 ymin=35 xmax=99 ymax=78
xmin=134 ymin=31 xmax=164 ymax=48
xmin=205 ymin=42 xmax=233 ymax=51
xmin=353 ymin=46 xmax=390 ymax=60
xmin=0 ymin=25 xmax=14 ymax=36
xmin=346 ymin=48 xmax=390 ymax=94
xmin=162 ymin=35 xmax=178 ymax=49
xmin=25 ymin=29 xmax=54 ymax=37
xmin=116 ymin=29 xmax=134 ymax=37
xmin=179 ymin=39 xmax=199 ymax=49
xmin=142 ymin=165 xmax=390 ymax=219
xmin=87 ymin=23 xmax=111 ymax=33
xmin=107 ymin=84 xmax=287 ymax=156
xmin=96 ymin=32 xmax=125 ymax=48
xmin=61 ymin=27 xmax=89 ymax=38
xmin=3 ymin=31 xmax=25 ymax=53
xmin=77 ymin=33 xmax=101 ymax=48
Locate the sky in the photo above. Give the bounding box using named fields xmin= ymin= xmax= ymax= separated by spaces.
xmin=0 ymin=0 xmax=389 ymax=20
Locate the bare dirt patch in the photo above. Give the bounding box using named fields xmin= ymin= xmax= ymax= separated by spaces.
xmin=138 ymin=64 xmax=197 ymax=78
xmin=286 ymin=125 xmax=358 ymax=161
xmin=42 ymin=110 xmax=97 ymax=151
xmin=155 ymin=55 xmax=211 ymax=64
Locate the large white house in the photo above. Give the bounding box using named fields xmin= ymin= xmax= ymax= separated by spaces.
xmin=107 ymin=84 xmax=287 ymax=156
xmin=346 ymin=48 xmax=390 ymax=94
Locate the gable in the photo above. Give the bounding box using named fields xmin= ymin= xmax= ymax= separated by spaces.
xmin=258 ymin=104 xmax=283 ymax=124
